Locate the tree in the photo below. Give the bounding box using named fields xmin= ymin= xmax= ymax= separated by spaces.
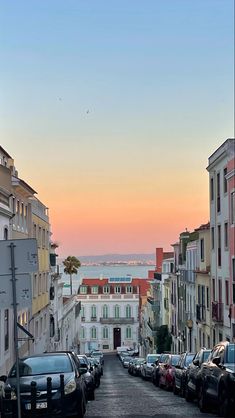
xmin=63 ymin=256 xmax=81 ymax=295
xmin=156 ymin=325 xmax=172 ymax=354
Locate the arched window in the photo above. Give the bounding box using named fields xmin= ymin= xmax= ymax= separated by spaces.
xmin=126 ymin=305 xmax=131 ymax=318
xmin=80 ymin=327 xmax=85 ymax=339
xmin=91 ymin=305 xmax=97 ymax=320
xmin=4 ymin=227 xmax=8 ymax=240
xmin=81 ymin=305 xmax=85 ymax=319
xmin=126 ymin=326 xmax=132 ymax=339
xmin=91 ymin=327 xmax=97 ymax=339
xmin=102 ymin=327 xmax=109 ymax=339
xmin=114 ymin=305 xmax=120 ymax=319
xmin=103 ymin=305 xmax=108 ymax=319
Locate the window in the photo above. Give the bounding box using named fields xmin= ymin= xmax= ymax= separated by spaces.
xmin=207 ymin=335 xmax=210 ymax=349
xmin=218 ymin=225 xmax=221 ymax=267
xmin=102 ymin=327 xmax=108 ymax=339
xmin=211 ymin=227 xmax=215 ymax=250
xmin=233 ymin=259 xmax=235 ymax=282
xmin=126 ymin=285 xmax=132 ymax=293
xmin=212 ymin=278 xmax=215 ymax=301
xmin=223 ymin=167 xmax=227 ymax=193
xmin=200 ymin=238 xmax=204 ymax=262
xmin=33 ymin=274 xmax=37 ymax=298
xmin=33 ymin=224 xmax=37 ymax=239
xmin=38 ymin=226 xmax=42 ymax=247
xmin=126 ymin=305 xmax=131 ymax=318
xmin=210 ymin=177 xmax=214 ymax=201
xmin=81 ymin=305 xmax=85 ymax=318
xmin=225 ymin=280 xmax=229 ymax=306
xmin=114 ymin=305 xmax=120 ymax=319
xmin=4 ymin=309 xmax=9 ymax=351
xmin=102 ymin=305 xmax=108 ymax=319
xmin=217 ymin=172 xmax=220 ymax=212
xmin=126 ymin=326 xmax=132 ymax=339
xmin=103 ymin=285 xmax=110 ymax=294
xmin=91 ymin=286 xmax=98 ymax=294
xmin=91 ymin=327 xmax=97 ymax=339
xmin=115 ymin=286 xmax=121 ymax=294
xmin=206 ymin=287 xmax=209 ymax=309
xmin=80 ymin=327 xmax=85 ymax=339
xmin=42 ymin=229 xmax=46 ymax=247
xmin=231 ymin=192 xmax=235 ymax=224
xmin=91 ymin=305 xmax=97 ymax=319
xmin=224 ymin=222 xmax=228 ymax=250
xmin=4 ymin=227 xmax=8 ymax=240
xmin=80 ymin=286 xmax=87 ymax=294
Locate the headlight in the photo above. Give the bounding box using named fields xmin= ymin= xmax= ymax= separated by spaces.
xmin=64 ymin=379 xmax=76 ymax=395
xmin=11 ymin=391 xmax=17 ymax=400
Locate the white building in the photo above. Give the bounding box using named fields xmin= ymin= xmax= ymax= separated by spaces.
xmin=77 ymin=277 xmax=144 ymax=353
xmin=207 ymin=139 xmax=234 ymax=344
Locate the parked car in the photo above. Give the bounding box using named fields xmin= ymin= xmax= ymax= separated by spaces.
xmin=122 ymin=356 xmax=133 ymax=368
xmin=152 ymin=353 xmax=170 ymax=386
xmin=77 ymin=355 xmax=95 ymax=401
xmin=91 ymin=350 xmax=104 ymax=365
xmin=184 ymin=348 xmax=211 ymax=402
xmin=119 ymin=352 xmax=131 ymax=362
xmin=198 ymin=342 xmax=235 ymax=417
xmin=4 ymin=352 xmax=86 ymax=417
xmin=128 ymin=358 xmax=139 ymax=375
xmin=173 ymin=352 xmax=195 ymax=396
xmin=159 ymin=354 xmax=181 ymax=390
xmin=141 ymin=354 xmax=161 ymax=380
xmin=87 ymin=357 xmax=101 ymax=388
xmin=132 ymin=358 xmax=146 ymax=376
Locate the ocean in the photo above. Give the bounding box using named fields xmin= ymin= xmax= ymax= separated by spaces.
xmin=59 ymin=264 xmax=153 ymax=295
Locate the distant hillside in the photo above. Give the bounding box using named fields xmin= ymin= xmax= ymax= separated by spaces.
xmin=58 ymin=253 xmax=155 ymax=264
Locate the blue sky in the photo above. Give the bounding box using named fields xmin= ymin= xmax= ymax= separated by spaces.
xmin=0 ymin=0 xmax=234 ymax=255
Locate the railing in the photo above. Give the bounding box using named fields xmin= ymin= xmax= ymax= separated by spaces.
xmin=196 ymin=304 xmax=206 ymax=323
xmin=91 ymin=316 xmax=97 ymax=321
xmin=100 ymin=317 xmax=135 ymax=324
xmin=212 ymin=301 xmax=223 ymax=323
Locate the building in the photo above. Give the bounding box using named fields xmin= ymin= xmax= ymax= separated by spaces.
xmin=77 ymin=277 xmax=149 ymax=353
xmin=207 ymin=138 xmax=235 ymax=343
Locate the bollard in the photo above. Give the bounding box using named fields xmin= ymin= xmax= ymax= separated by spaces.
xmin=47 ymin=377 xmax=52 ymax=414
xmin=30 ymin=381 xmax=37 ymax=417
xmin=60 ymin=374 xmax=65 ymax=417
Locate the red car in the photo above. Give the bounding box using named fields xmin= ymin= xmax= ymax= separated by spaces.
xmin=159 ymin=354 xmax=181 ymax=390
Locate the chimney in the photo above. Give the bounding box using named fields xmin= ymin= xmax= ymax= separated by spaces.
xmin=155 ymin=248 xmax=163 ymax=273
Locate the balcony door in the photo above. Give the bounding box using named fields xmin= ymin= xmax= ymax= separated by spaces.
xmin=113 ymin=327 xmax=121 ymax=349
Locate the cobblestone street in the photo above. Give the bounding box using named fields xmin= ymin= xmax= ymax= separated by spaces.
xmin=86 ymin=355 xmax=217 ymax=418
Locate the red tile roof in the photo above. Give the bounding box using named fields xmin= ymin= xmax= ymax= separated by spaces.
xmin=81 ymin=277 xmax=150 ymax=296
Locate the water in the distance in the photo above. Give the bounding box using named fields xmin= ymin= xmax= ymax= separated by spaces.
xmin=60 ymin=264 xmax=153 ymax=295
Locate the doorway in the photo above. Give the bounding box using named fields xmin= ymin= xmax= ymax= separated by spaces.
xmin=113 ymin=327 xmax=121 ymax=349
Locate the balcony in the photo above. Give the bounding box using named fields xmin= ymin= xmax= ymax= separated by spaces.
xmin=91 ymin=316 xmax=97 ymax=322
xmin=212 ymin=302 xmax=223 ymax=323
xmin=81 ymin=316 xmax=85 ymax=322
xmin=100 ymin=317 xmax=134 ymax=324
xmin=196 ymin=304 xmax=206 ymax=324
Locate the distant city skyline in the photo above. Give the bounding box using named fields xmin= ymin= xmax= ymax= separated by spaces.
xmin=1 ymin=1 xmax=234 ymax=256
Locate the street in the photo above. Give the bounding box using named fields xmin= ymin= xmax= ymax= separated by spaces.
xmin=86 ymin=354 xmax=217 ymax=418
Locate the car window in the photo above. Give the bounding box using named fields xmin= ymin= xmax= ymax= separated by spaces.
xmin=210 ymin=346 xmax=221 ymax=360
xmin=202 ymin=350 xmax=210 ymax=363
xmin=10 ymin=356 xmax=73 ymax=377
xmin=171 ymin=355 xmax=181 ymax=366
xmin=147 ymin=355 xmax=159 ymax=363
xmin=185 ymin=354 xmax=194 ymax=367
xmin=218 ymin=346 xmax=225 ymax=362
xmin=226 ymin=345 xmax=235 ymax=363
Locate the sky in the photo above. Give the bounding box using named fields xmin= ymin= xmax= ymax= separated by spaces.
xmin=0 ymin=0 xmax=234 ymax=257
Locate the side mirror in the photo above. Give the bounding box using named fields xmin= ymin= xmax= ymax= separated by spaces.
xmin=151 ymin=363 xmax=155 ymax=367
xmin=79 ymin=366 xmax=88 ymax=375
xmin=212 ymin=356 xmax=221 ymax=366
xmin=193 ymin=359 xmax=200 ymax=367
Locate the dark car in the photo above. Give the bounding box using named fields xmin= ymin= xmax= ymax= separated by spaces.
xmin=4 ymin=352 xmax=85 ymax=417
xmin=132 ymin=358 xmax=145 ymax=376
xmin=159 ymin=354 xmax=181 ymax=390
xmin=91 ymin=350 xmax=104 ymax=365
xmin=198 ymin=342 xmax=235 ymax=417
xmin=173 ymin=352 xmax=195 ymax=396
xmin=77 ymin=355 xmax=95 ymax=401
xmin=184 ymin=348 xmax=211 ymax=402
xmin=152 ymin=353 xmax=170 ymax=386
xmin=87 ymin=357 xmax=101 ymax=388
xmin=128 ymin=358 xmax=139 ymax=375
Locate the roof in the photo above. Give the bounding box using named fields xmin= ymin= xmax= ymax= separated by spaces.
xmin=81 ymin=277 xmax=150 ymax=296
xmin=195 ymin=222 xmax=210 ymax=232
xmin=0 ymin=145 xmax=12 ymax=159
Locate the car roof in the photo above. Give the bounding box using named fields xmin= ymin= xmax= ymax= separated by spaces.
xmin=20 ymin=352 xmax=70 ymax=360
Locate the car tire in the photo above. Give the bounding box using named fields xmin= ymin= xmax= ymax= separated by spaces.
xmin=198 ymin=382 xmax=209 ymax=413
xmin=185 ymin=383 xmax=193 ymax=402
xmin=173 ymin=381 xmax=179 ymax=395
xmin=77 ymin=399 xmax=85 ymax=418
xmin=89 ymin=391 xmax=95 ymax=401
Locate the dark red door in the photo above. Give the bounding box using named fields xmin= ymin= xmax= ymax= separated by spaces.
xmin=113 ymin=328 xmax=121 ymax=349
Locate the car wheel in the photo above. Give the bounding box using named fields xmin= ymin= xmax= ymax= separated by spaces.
xmin=185 ymin=383 xmax=193 ymax=402
xmin=219 ymin=387 xmax=231 ymax=417
xmin=198 ymin=383 xmax=209 ymax=413
xmin=77 ymin=399 xmax=85 ymax=418
xmin=89 ymin=391 xmax=95 ymax=401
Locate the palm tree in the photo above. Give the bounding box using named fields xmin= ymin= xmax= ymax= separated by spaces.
xmin=63 ymin=256 xmax=81 ymax=295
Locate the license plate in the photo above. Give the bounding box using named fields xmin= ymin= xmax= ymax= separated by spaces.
xmin=25 ymin=402 xmax=47 ymax=410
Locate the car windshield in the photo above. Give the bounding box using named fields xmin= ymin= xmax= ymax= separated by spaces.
xmin=10 ymin=356 xmax=72 ymax=377
xmin=171 ymin=355 xmax=181 ymax=366
xmin=92 ymin=352 xmax=102 ymax=356
xmin=227 ymin=345 xmax=235 ymax=363
xmin=147 ymin=355 xmax=158 ymax=364
xmin=160 ymin=354 xmax=168 ymax=363
xmin=185 ymin=354 xmax=195 ymax=367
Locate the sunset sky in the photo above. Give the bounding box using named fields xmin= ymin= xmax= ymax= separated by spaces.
xmin=0 ymin=0 xmax=234 ymax=256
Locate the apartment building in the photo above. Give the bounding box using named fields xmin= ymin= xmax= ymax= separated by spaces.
xmin=77 ymin=277 xmax=149 ymax=353
xmin=207 ymin=138 xmax=235 ymax=344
